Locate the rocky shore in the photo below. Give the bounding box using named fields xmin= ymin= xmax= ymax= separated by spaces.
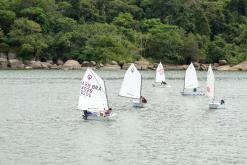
xmin=0 ymin=53 xmax=247 ymax=71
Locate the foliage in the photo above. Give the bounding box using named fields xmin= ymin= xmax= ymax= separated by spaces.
xmin=0 ymin=0 xmax=246 ymax=64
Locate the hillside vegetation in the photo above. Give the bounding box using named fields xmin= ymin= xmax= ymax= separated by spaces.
xmin=0 ymin=0 xmax=247 ymax=64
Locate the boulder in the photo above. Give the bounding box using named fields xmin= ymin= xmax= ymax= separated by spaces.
xmin=216 ymin=65 xmax=238 ymax=71
xmin=30 ymin=61 xmax=43 ymax=69
xmin=199 ymin=64 xmax=209 ymax=71
xmin=46 ymin=60 xmax=53 ymax=65
xmin=57 ymin=59 xmax=64 ymax=66
xmin=165 ymin=64 xmax=187 ymax=70
xmin=63 ymin=60 xmax=81 ymax=69
xmin=122 ymin=63 xmax=132 ymax=70
xmin=214 ymin=63 xmax=219 ymax=67
xmin=102 ymin=64 xmax=121 ymax=70
xmin=193 ymin=62 xmax=200 ymax=67
xmin=9 ymin=59 xmax=24 ymax=69
xmin=135 ymin=60 xmax=150 ymax=70
xmin=0 ymin=53 xmax=8 ymax=68
xmin=81 ymin=61 xmax=90 ymax=67
xmin=50 ymin=64 xmax=59 ymax=69
xmin=111 ymin=60 xmax=118 ymax=65
xmin=41 ymin=62 xmax=52 ymax=69
xmin=218 ymin=60 xmax=227 ymax=66
xmin=148 ymin=64 xmax=155 ymax=70
xmin=90 ymin=61 xmax=96 ymax=66
xmin=7 ymin=52 xmax=16 ymax=60
xmin=232 ymin=61 xmax=247 ymax=71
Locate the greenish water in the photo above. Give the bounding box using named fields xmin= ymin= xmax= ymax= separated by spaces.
xmin=0 ymin=70 xmax=247 ymax=165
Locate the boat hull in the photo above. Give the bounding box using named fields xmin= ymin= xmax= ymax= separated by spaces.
xmin=82 ymin=112 xmax=116 ymax=120
xmin=132 ymin=100 xmax=145 ymax=108
xmin=152 ymin=83 xmax=171 ymax=88
xmin=181 ymin=91 xmax=205 ymax=96
xmin=209 ymin=102 xmax=224 ymax=109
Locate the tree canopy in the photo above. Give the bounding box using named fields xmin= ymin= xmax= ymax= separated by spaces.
xmin=0 ymin=0 xmax=246 ymax=64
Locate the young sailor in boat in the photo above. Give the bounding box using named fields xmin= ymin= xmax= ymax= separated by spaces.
xmin=83 ymin=110 xmax=92 ymax=119
xmin=140 ymin=96 xmax=147 ymax=103
xmin=161 ymin=81 xmax=167 ymax=85
xmin=103 ymin=108 xmax=112 ymax=117
xmin=220 ymin=99 xmax=225 ymax=105
xmin=193 ymin=88 xmax=197 ymax=92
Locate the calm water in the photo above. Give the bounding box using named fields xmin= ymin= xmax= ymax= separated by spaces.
xmin=0 ymin=70 xmax=247 ymax=165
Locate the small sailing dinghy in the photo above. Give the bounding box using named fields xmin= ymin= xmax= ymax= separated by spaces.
xmin=78 ymin=68 xmax=115 ymax=120
xmin=207 ymin=64 xmax=225 ymax=109
xmin=119 ymin=64 xmax=147 ymax=108
xmin=152 ymin=62 xmax=171 ymax=88
xmin=181 ymin=62 xmax=204 ymax=96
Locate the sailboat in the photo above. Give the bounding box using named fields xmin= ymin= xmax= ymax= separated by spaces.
xmin=78 ymin=68 xmax=115 ymax=120
xmin=119 ymin=63 xmax=146 ymax=108
xmin=207 ymin=64 xmax=225 ymax=109
xmin=152 ymin=62 xmax=171 ymax=88
xmin=181 ymin=62 xmax=204 ymax=96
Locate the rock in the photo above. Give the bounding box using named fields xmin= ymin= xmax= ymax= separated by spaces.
xmin=30 ymin=61 xmax=43 ymax=69
xmin=165 ymin=64 xmax=187 ymax=70
xmin=199 ymin=64 xmax=209 ymax=71
xmin=46 ymin=60 xmax=53 ymax=65
xmin=216 ymin=65 xmax=238 ymax=71
xmin=25 ymin=66 xmax=32 ymax=69
xmin=90 ymin=61 xmax=96 ymax=66
xmin=102 ymin=64 xmax=121 ymax=70
xmin=9 ymin=59 xmax=24 ymax=69
xmin=148 ymin=64 xmax=155 ymax=70
xmin=122 ymin=63 xmax=131 ymax=70
xmin=214 ymin=63 xmax=219 ymax=67
xmin=63 ymin=60 xmax=81 ymax=69
xmin=111 ymin=60 xmax=118 ymax=65
xmin=7 ymin=52 xmax=16 ymax=60
xmin=41 ymin=62 xmax=52 ymax=69
xmin=193 ymin=62 xmax=200 ymax=67
xmin=232 ymin=61 xmax=247 ymax=71
xmin=0 ymin=53 xmax=8 ymax=68
xmin=135 ymin=60 xmax=150 ymax=70
xmin=99 ymin=63 xmax=104 ymax=67
xmin=81 ymin=61 xmax=90 ymax=67
xmin=50 ymin=64 xmax=59 ymax=69
xmin=218 ymin=60 xmax=227 ymax=66
xmin=57 ymin=59 xmax=64 ymax=66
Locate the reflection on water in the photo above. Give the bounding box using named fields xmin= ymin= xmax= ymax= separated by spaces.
xmin=0 ymin=70 xmax=247 ymax=165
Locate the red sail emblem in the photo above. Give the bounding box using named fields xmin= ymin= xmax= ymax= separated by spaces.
xmin=87 ymin=74 xmax=92 ymax=80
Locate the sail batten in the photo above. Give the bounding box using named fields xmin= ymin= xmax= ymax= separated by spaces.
xmin=155 ymin=62 xmax=166 ymax=83
xmin=184 ymin=63 xmax=199 ymax=89
xmin=206 ymin=64 xmax=215 ymax=100
xmin=78 ymin=68 xmax=108 ymax=112
xmin=119 ymin=64 xmax=142 ymax=99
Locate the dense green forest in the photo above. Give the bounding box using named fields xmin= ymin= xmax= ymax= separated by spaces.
xmin=0 ymin=0 xmax=247 ymax=64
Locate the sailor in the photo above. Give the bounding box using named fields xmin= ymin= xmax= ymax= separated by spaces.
xmin=140 ymin=96 xmax=147 ymax=103
xmin=161 ymin=81 xmax=167 ymax=85
xmin=193 ymin=88 xmax=197 ymax=92
xmin=83 ymin=110 xmax=92 ymax=119
xmin=220 ymin=99 xmax=225 ymax=105
xmin=104 ymin=108 xmax=112 ymax=117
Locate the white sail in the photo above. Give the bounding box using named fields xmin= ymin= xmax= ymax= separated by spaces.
xmin=184 ymin=63 xmax=199 ymax=89
xmin=78 ymin=68 xmax=108 ymax=112
xmin=119 ymin=64 xmax=142 ymax=99
xmin=155 ymin=62 xmax=166 ymax=83
xmin=206 ymin=64 xmax=215 ymax=100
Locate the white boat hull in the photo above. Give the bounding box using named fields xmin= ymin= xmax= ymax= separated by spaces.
xmin=209 ymin=102 xmax=224 ymax=109
xmin=181 ymin=91 xmax=205 ymax=96
xmin=82 ymin=112 xmax=116 ymax=120
xmin=152 ymin=83 xmax=171 ymax=88
xmin=132 ymin=100 xmax=145 ymax=108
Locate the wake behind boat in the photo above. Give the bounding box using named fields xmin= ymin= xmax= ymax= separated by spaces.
xmin=206 ymin=64 xmax=225 ymax=109
xmin=181 ymin=63 xmax=204 ymax=96
xmin=152 ymin=62 xmax=171 ymax=88
xmin=119 ymin=64 xmax=147 ymax=108
xmin=78 ymin=68 xmax=115 ymax=120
